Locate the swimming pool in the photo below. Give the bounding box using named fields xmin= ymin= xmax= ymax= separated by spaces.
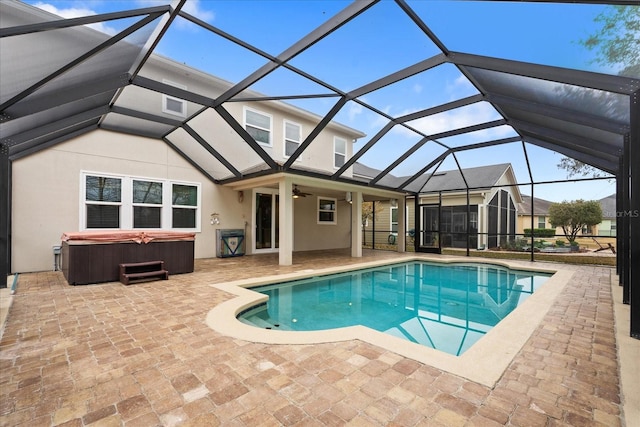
xmin=207 ymin=256 xmax=570 ymax=386
xmin=237 ymin=261 xmax=552 ymax=356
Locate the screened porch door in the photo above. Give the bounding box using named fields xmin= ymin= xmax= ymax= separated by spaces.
xmin=418 ymin=204 xmax=441 ymax=253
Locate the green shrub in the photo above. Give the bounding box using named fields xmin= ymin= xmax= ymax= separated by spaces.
xmin=524 ymin=228 xmax=556 ymax=238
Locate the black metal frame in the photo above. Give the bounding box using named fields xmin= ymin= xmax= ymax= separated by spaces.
xmin=0 ymin=0 xmax=638 ymax=338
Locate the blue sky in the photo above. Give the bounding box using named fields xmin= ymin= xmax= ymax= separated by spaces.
xmin=24 ymin=0 xmax=625 ymax=202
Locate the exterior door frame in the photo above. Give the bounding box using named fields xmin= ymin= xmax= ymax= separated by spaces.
xmin=417 ymin=202 xmax=441 ymax=254
xmin=252 ymin=188 xmax=280 ymax=253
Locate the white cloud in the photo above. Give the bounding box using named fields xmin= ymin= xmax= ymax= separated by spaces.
xmin=394 ymin=101 xmax=514 ymax=141
xmin=412 ymin=83 xmax=423 ymax=94
xmin=446 ymin=74 xmax=475 ymax=99
xmin=137 ymin=0 xmax=215 ymax=28
xmin=347 ymin=102 xmax=363 ymax=122
xmin=33 ymin=2 xmax=117 ymax=35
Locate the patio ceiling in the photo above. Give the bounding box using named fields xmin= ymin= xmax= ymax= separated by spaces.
xmin=1 ymin=0 xmax=639 ymax=193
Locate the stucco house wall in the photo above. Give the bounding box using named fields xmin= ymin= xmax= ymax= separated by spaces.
xmin=11 ymin=128 xmax=356 ymax=273
xmin=292 ymin=195 xmax=352 ymax=251
xmin=135 ymin=56 xmax=357 ymax=178
xmin=12 ymin=130 xmax=219 ymax=272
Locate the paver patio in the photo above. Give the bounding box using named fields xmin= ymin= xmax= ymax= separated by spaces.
xmin=0 ymin=250 xmax=629 ymax=426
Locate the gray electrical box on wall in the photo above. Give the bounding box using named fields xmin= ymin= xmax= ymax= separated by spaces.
xmin=216 ymin=229 xmax=245 ymax=258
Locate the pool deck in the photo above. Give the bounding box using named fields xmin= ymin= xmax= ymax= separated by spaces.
xmin=1 ymin=249 xmax=638 ymax=426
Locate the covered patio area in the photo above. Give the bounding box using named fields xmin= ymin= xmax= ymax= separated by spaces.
xmin=0 ymin=250 xmax=636 ymax=426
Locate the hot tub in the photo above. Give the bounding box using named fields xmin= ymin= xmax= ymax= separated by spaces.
xmin=61 ymin=231 xmax=195 ymax=285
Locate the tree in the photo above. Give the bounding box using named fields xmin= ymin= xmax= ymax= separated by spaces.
xmin=557 ymin=158 xmax=604 ymax=179
xmin=579 ymin=5 xmax=640 ymax=78
xmin=361 ymin=201 xmax=383 ymax=227
xmin=559 ymin=6 xmax=639 ymax=178
xmin=361 ymin=201 xmax=384 ymax=246
xmin=548 ymin=200 xmax=603 ymax=243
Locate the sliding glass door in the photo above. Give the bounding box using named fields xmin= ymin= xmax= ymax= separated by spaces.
xmin=255 ymin=190 xmax=279 ymax=252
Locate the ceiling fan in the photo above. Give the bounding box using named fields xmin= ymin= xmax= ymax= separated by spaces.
xmin=292 ymin=185 xmax=311 ymax=198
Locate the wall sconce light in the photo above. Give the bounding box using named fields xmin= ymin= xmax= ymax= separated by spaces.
xmin=345 ymin=192 xmax=352 ymax=203
xmin=210 ymin=213 xmax=220 ymax=225
xmin=390 ymin=199 xmax=398 ymax=208
xmin=238 ymin=191 xmax=244 ymax=203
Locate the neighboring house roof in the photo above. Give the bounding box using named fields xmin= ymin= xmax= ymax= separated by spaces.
xmin=518 ymin=195 xmax=554 ymax=216
xmin=354 ymin=162 xmax=517 ymax=196
xmin=599 ymin=194 xmax=616 ymax=219
xmin=405 ymin=163 xmax=513 ymax=194
xmin=352 ymin=162 xmax=386 ymax=181
xmin=518 ymin=193 xmax=617 ymax=219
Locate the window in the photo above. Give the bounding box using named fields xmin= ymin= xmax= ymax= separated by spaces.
xmin=133 ymin=180 xmax=163 ymax=228
xmin=390 ymin=206 xmax=398 ymax=232
xmin=82 ymin=172 xmax=200 ymax=230
xmin=172 ymin=184 xmax=198 ymax=228
xmin=283 ymin=120 xmax=301 ymax=158
xmin=537 ymin=216 xmax=546 ymax=228
xmin=334 ymin=137 xmax=346 ymax=168
xmin=85 ymin=175 xmax=121 ymax=229
xmin=162 ymin=80 xmax=187 ymax=117
xmin=244 ymin=108 xmax=272 ymax=146
xmin=318 ymin=197 xmax=337 ymax=224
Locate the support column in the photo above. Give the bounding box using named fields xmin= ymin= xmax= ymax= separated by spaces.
xmin=351 ymin=191 xmax=362 ymax=258
xmin=0 ymin=142 xmax=9 ymax=285
xmin=397 ymin=197 xmax=406 ymax=253
xmin=278 ymin=178 xmax=293 ymax=266
xmin=630 ymin=88 xmax=639 ymax=338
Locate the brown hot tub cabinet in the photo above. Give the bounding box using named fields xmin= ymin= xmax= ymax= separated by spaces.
xmin=61 ymin=231 xmax=195 ymax=285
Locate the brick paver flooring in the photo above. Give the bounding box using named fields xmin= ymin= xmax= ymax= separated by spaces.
xmin=0 ymin=251 xmax=623 ymax=426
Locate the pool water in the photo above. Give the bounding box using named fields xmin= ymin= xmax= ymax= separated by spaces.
xmin=238 ymin=261 xmax=552 ymax=356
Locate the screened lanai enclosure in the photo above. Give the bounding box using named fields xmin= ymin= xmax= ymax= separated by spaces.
xmin=0 ymin=0 xmax=638 ymax=337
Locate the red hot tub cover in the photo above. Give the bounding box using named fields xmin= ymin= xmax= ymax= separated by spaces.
xmin=61 ymin=230 xmax=196 ymax=244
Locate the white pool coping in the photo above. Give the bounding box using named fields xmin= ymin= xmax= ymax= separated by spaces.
xmin=206 ymin=254 xmax=573 ymax=387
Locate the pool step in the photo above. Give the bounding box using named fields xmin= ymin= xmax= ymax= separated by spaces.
xmin=239 ymin=315 xmax=291 ymax=330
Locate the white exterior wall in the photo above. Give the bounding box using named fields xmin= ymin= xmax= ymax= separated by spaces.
xmin=11 ymin=129 xmax=357 ymax=273
xmin=292 ymin=197 xmax=352 ymax=251
xmin=11 ymin=130 xmax=238 ymax=272
xmin=133 ymin=56 xmax=357 ymax=177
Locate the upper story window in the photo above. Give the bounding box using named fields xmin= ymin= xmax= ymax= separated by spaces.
xmin=284 ymin=120 xmax=302 ymax=158
xmin=244 ymin=107 xmax=272 ymax=146
xmin=82 ymin=172 xmax=200 ymax=231
xmin=318 ymin=197 xmax=337 ymax=225
xmin=334 ymin=137 xmax=346 ymax=168
xmin=162 ymin=79 xmax=187 ymax=118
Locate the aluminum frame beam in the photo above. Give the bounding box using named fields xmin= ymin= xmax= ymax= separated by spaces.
xmin=0 ymin=12 xmax=163 ymax=112
xmin=2 ymin=74 xmax=130 ymax=120
xmin=630 ymin=89 xmax=639 ymax=338
xmin=522 ymin=134 xmax=618 ymax=175
xmin=451 ymin=52 xmax=640 ymax=95
xmin=9 ymin=123 xmax=98 ymax=161
xmin=486 ymin=92 xmax=631 ymax=135
xmin=3 ymin=106 xmax=109 ymax=151
xmin=181 ymin=124 xmax=242 ymax=178
xmin=212 ymin=105 xmax=278 ymax=170
xmin=214 ymin=0 xmax=378 ymax=106
xmin=512 ymin=118 xmax=621 ymax=160
xmin=0 ymin=142 xmax=9 ymax=282
xmin=0 ymin=6 xmax=170 ymax=37
xmin=283 ymin=97 xmax=349 ymax=168
xmin=162 ymin=136 xmax=218 ymax=184
xmin=364 ymin=119 xmax=507 ymax=184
